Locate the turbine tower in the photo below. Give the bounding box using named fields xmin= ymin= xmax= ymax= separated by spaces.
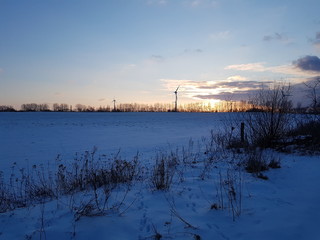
xmin=174 ymin=85 xmax=180 ymax=112
xmin=112 ymin=98 xmax=116 ymax=112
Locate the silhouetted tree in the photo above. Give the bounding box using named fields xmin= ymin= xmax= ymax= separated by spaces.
xmin=242 ymin=82 xmax=293 ymax=147
xmin=21 ymin=103 xmax=38 ymax=111
xmin=53 ymin=103 xmax=70 ymax=112
xmin=0 ymin=105 xmax=16 ymax=112
xmin=304 ymin=77 xmax=320 ymax=114
xmin=75 ymin=104 xmax=87 ymax=112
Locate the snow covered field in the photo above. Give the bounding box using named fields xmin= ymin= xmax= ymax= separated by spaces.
xmin=0 ymin=112 xmax=319 ymax=240
xmin=0 ymin=112 xmax=227 ymax=170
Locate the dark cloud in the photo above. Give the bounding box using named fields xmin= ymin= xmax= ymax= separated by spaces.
xmin=191 ymin=79 xmax=315 ymax=106
xmin=187 ymin=80 xmax=274 ymax=101
xmin=293 ymin=55 xmax=320 ymax=72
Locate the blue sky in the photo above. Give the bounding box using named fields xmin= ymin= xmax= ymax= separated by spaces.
xmin=1 ymin=0 xmax=320 ymax=109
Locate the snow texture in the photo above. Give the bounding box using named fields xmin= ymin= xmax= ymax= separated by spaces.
xmin=0 ymin=112 xmax=319 ymax=240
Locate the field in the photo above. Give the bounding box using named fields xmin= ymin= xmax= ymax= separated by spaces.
xmin=0 ymin=112 xmax=319 ymax=240
xmin=0 ymin=112 xmax=227 ymax=170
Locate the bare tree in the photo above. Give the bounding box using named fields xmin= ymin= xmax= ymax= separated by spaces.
xmin=75 ymin=104 xmax=87 ymax=112
xmin=0 ymin=105 xmax=16 ymax=112
xmin=242 ymin=82 xmax=293 ymax=147
xmin=21 ymin=103 xmax=38 ymax=111
xmin=53 ymin=103 xmax=70 ymax=112
xmin=38 ymin=104 xmax=50 ymax=111
xmin=304 ymin=77 xmax=320 ymax=114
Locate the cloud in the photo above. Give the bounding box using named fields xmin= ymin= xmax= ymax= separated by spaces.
xmin=225 ymin=62 xmax=266 ymax=72
xmin=199 ymin=80 xmax=271 ymax=90
xmin=225 ymin=61 xmax=319 ymax=79
xmin=186 ymin=0 xmax=218 ymax=8
xmin=190 ymin=0 xmax=201 ymax=7
xmin=150 ymin=55 xmax=165 ymax=62
xmin=210 ymin=31 xmax=231 ymax=40
xmin=227 ymin=75 xmax=247 ymax=81
xmin=98 ymin=98 xmax=105 ymax=102
xmin=293 ymin=56 xmax=320 ymax=72
xmin=311 ymin=32 xmax=320 ymax=49
xmin=194 ymin=91 xmax=254 ymax=101
xmin=146 ymin=0 xmax=167 ymax=5
xmin=161 ymin=77 xmax=273 ymax=102
xmin=161 ymin=56 xmax=320 ymax=102
xmin=183 ymin=48 xmax=203 ymax=54
xmin=263 ymin=32 xmax=290 ymax=43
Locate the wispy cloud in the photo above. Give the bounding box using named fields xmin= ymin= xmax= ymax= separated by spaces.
xmin=161 ymin=55 xmax=320 ymax=102
xmin=210 ymin=30 xmax=231 ymax=40
xmin=186 ymin=0 xmax=219 ymax=8
xmin=263 ymin=32 xmax=292 ymax=44
xmin=190 ymin=0 xmax=201 ymax=7
xmin=198 ymin=80 xmax=271 ymax=90
xmin=193 ymin=91 xmax=258 ymax=101
xmin=225 ymin=62 xmax=266 ymax=72
xmin=161 ymin=77 xmax=272 ymax=101
xmin=311 ymin=32 xmax=320 ymax=50
xmin=227 ymin=75 xmax=247 ymax=81
xmin=150 ymin=55 xmax=165 ymax=62
xmin=225 ymin=61 xmax=320 ymax=79
xmin=184 ymin=48 xmax=203 ymax=54
xmin=146 ymin=0 xmax=167 ymax=6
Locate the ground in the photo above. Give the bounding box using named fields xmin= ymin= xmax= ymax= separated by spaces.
xmin=0 ymin=113 xmax=319 ymax=240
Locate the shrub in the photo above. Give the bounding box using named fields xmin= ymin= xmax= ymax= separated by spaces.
xmin=242 ymin=83 xmax=293 ymax=148
xmin=0 ymin=149 xmax=139 ymax=213
xmin=288 ymin=120 xmax=320 ymax=149
xmin=151 ymin=152 xmax=178 ymax=191
xmin=244 ymin=149 xmax=281 ymax=179
xmin=245 ymin=150 xmax=268 ymax=174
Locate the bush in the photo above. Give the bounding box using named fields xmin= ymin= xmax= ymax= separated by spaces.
xmin=245 ymin=150 xmax=269 ymax=173
xmin=244 ymin=149 xmax=281 ymax=178
xmin=242 ymin=83 xmax=293 ymax=148
xmin=0 ymin=149 xmax=139 ymax=213
xmin=151 ymin=152 xmax=178 ymax=191
xmin=289 ymin=120 xmax=320 ymax=146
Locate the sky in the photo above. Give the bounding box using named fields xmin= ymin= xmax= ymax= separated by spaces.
xmin=1 ymin=0 xmax=320 ymax=109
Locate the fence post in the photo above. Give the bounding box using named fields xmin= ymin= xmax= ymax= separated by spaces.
xmin=241 ymin=122 xmax=245 ymax=143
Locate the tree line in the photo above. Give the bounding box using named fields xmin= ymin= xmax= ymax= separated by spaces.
xmin=0 ymin=101 xmax=250 ymax=112
xmin=0 ymin=99 xmax=315 ymax=113
xmin=1 ymin=79 xmax=319 ymax=113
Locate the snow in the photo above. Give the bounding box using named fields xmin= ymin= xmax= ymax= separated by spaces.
xmin=0 ymin=112 xmax=319 ymax=240
xmin=0 ymin=112 xmax=228 ymax=171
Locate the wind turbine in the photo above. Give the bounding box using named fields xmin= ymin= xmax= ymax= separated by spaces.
xmin=112 ymin=98 xmax=116 ymax=112
xmin=174 ymin=85 xmax=180 ymax=112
